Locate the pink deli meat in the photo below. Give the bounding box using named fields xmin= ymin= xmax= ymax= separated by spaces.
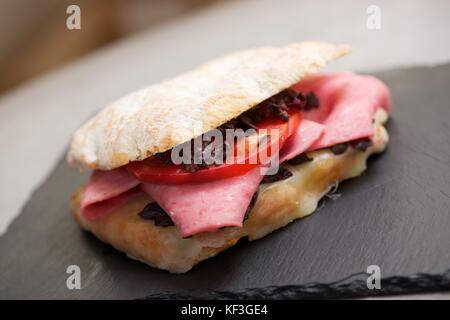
xmin=292 ymin=72 xmax=391 ymax=150
xmin=80 ymin=167 xmax=141 ymax=219
xmin=82 ymin=187 xmax=142 ymax=220
xmin=141 ymin=169 xmax=264 ymax=237
xmin=80 ymin=72 xmax=391 ymax=236
xmin=279 ymin=119 xmax=325 ymax=162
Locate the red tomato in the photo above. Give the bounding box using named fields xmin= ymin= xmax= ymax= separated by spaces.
xmin=127 ymin=111 xmax=302 ymax=184
xmin=127 ymin=156 xmax=258 ymax=184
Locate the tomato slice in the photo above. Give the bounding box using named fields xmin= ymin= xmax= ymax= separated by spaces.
xmin=255 ymin=110 xmax=302 ymax=146
xmin=127 ymin=111 xmax=302 ymax=184
xmin=128 ymin=156 xmax=258 ymax=184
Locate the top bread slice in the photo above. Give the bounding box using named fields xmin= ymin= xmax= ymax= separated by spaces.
xmin=68 ymin=42 xmax=350 ymax=170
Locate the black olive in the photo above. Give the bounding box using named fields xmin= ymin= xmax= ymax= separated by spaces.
xmin=262 ymin=166 xmax=293 ymax=183
xmin=286 ymin=152 xmax=314 ymax=165
xmin=244 ymin=191 xmax=259 ymax=221
xmin=149 ymin=89 xmax=319 ymax=173
xmin=305 ymin=92 xmax=320 ymax=110
xmin=138 ymin=202 xmax=174 ymax=227
xmin=349 ymin=138 xmax=372 ymax=151
xmin=330 ymin=143 xmax=349 ymax=155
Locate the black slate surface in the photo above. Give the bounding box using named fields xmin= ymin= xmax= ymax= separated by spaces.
xmin=1 ymin=64 xmax=450 ymax=299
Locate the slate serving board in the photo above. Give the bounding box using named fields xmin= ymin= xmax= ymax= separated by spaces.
xmin=1 ymin=64 xmax=450 ymax=299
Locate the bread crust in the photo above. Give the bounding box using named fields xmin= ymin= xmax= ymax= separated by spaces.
xmin=72 ymin=110 xmax=388 ymax=273
xmin=68 ymin=42 xmax=350 ymax=170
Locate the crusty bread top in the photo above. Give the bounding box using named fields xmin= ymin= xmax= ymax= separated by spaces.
xmin=68 ymin=42 xmax=350 ymax=170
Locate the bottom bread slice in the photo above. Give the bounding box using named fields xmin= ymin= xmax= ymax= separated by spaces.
xmin=72 ymin=110 xmax=389 ymax=273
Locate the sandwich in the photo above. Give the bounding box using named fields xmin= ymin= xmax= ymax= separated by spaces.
xmin=68 ymin=42 xmax=391 ymax=273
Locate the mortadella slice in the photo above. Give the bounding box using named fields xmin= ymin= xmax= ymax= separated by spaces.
xmin=142 ymin=168 xmax=264 ymax=237
xmin=292 ymin=73 xmax=391 ymax=150
xmin=279 ymin=119 xmax=325 ymax=162
xmin=82 ymin=187 xmax=143 ymax=220
xmin=81 ymin=167 xmax=140 ymax=219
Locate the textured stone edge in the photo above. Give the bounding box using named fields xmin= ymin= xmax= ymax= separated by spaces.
xmin=141 ymin=270 xmax=450 ymax=300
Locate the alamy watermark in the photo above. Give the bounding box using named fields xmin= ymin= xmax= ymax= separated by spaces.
xmin=66 ymin=5 xmax=81 ymax=30
xmin=66 ymin=265 xmax=81 ymax=290
xmin=366 ymin=5 xmax=381 ymax=30
xmin=169 ymin=125 xmax=282 ymax=175
xmin=366 ymin=265 xmax=381 ymax=289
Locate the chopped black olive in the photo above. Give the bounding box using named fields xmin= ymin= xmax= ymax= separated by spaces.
xmin=246 ymin=89 xmax=307 ymax=123
xmin=244 ymin=190 xmax=259 ymax=221
xmin=153 ymin=150 xmax=172 ymax=165
xmin=262 ymin=166 xmax=293 ymax=183
xmin=285 ymin=152 xmax=314 ymax=165
xmin=139 ymin=202 xmax=174 ymax=227
xmin=238 ymin=115 xmax=257 ymax=129
xmin=330 ymin=143 xmax=349 ymax=155
xmin=349 ymin=138 xmax=372 ymax=151
xmin=151 ymin=89 xmax=320 ymax=173
xmin=305 ymin=92 xmax=320 ymax=110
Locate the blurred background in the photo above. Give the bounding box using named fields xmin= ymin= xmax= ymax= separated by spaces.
xmin=2 ymin=0 xmax=450 ymax=96
xmin=0 ymin=0 xmax=220 ymax=94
